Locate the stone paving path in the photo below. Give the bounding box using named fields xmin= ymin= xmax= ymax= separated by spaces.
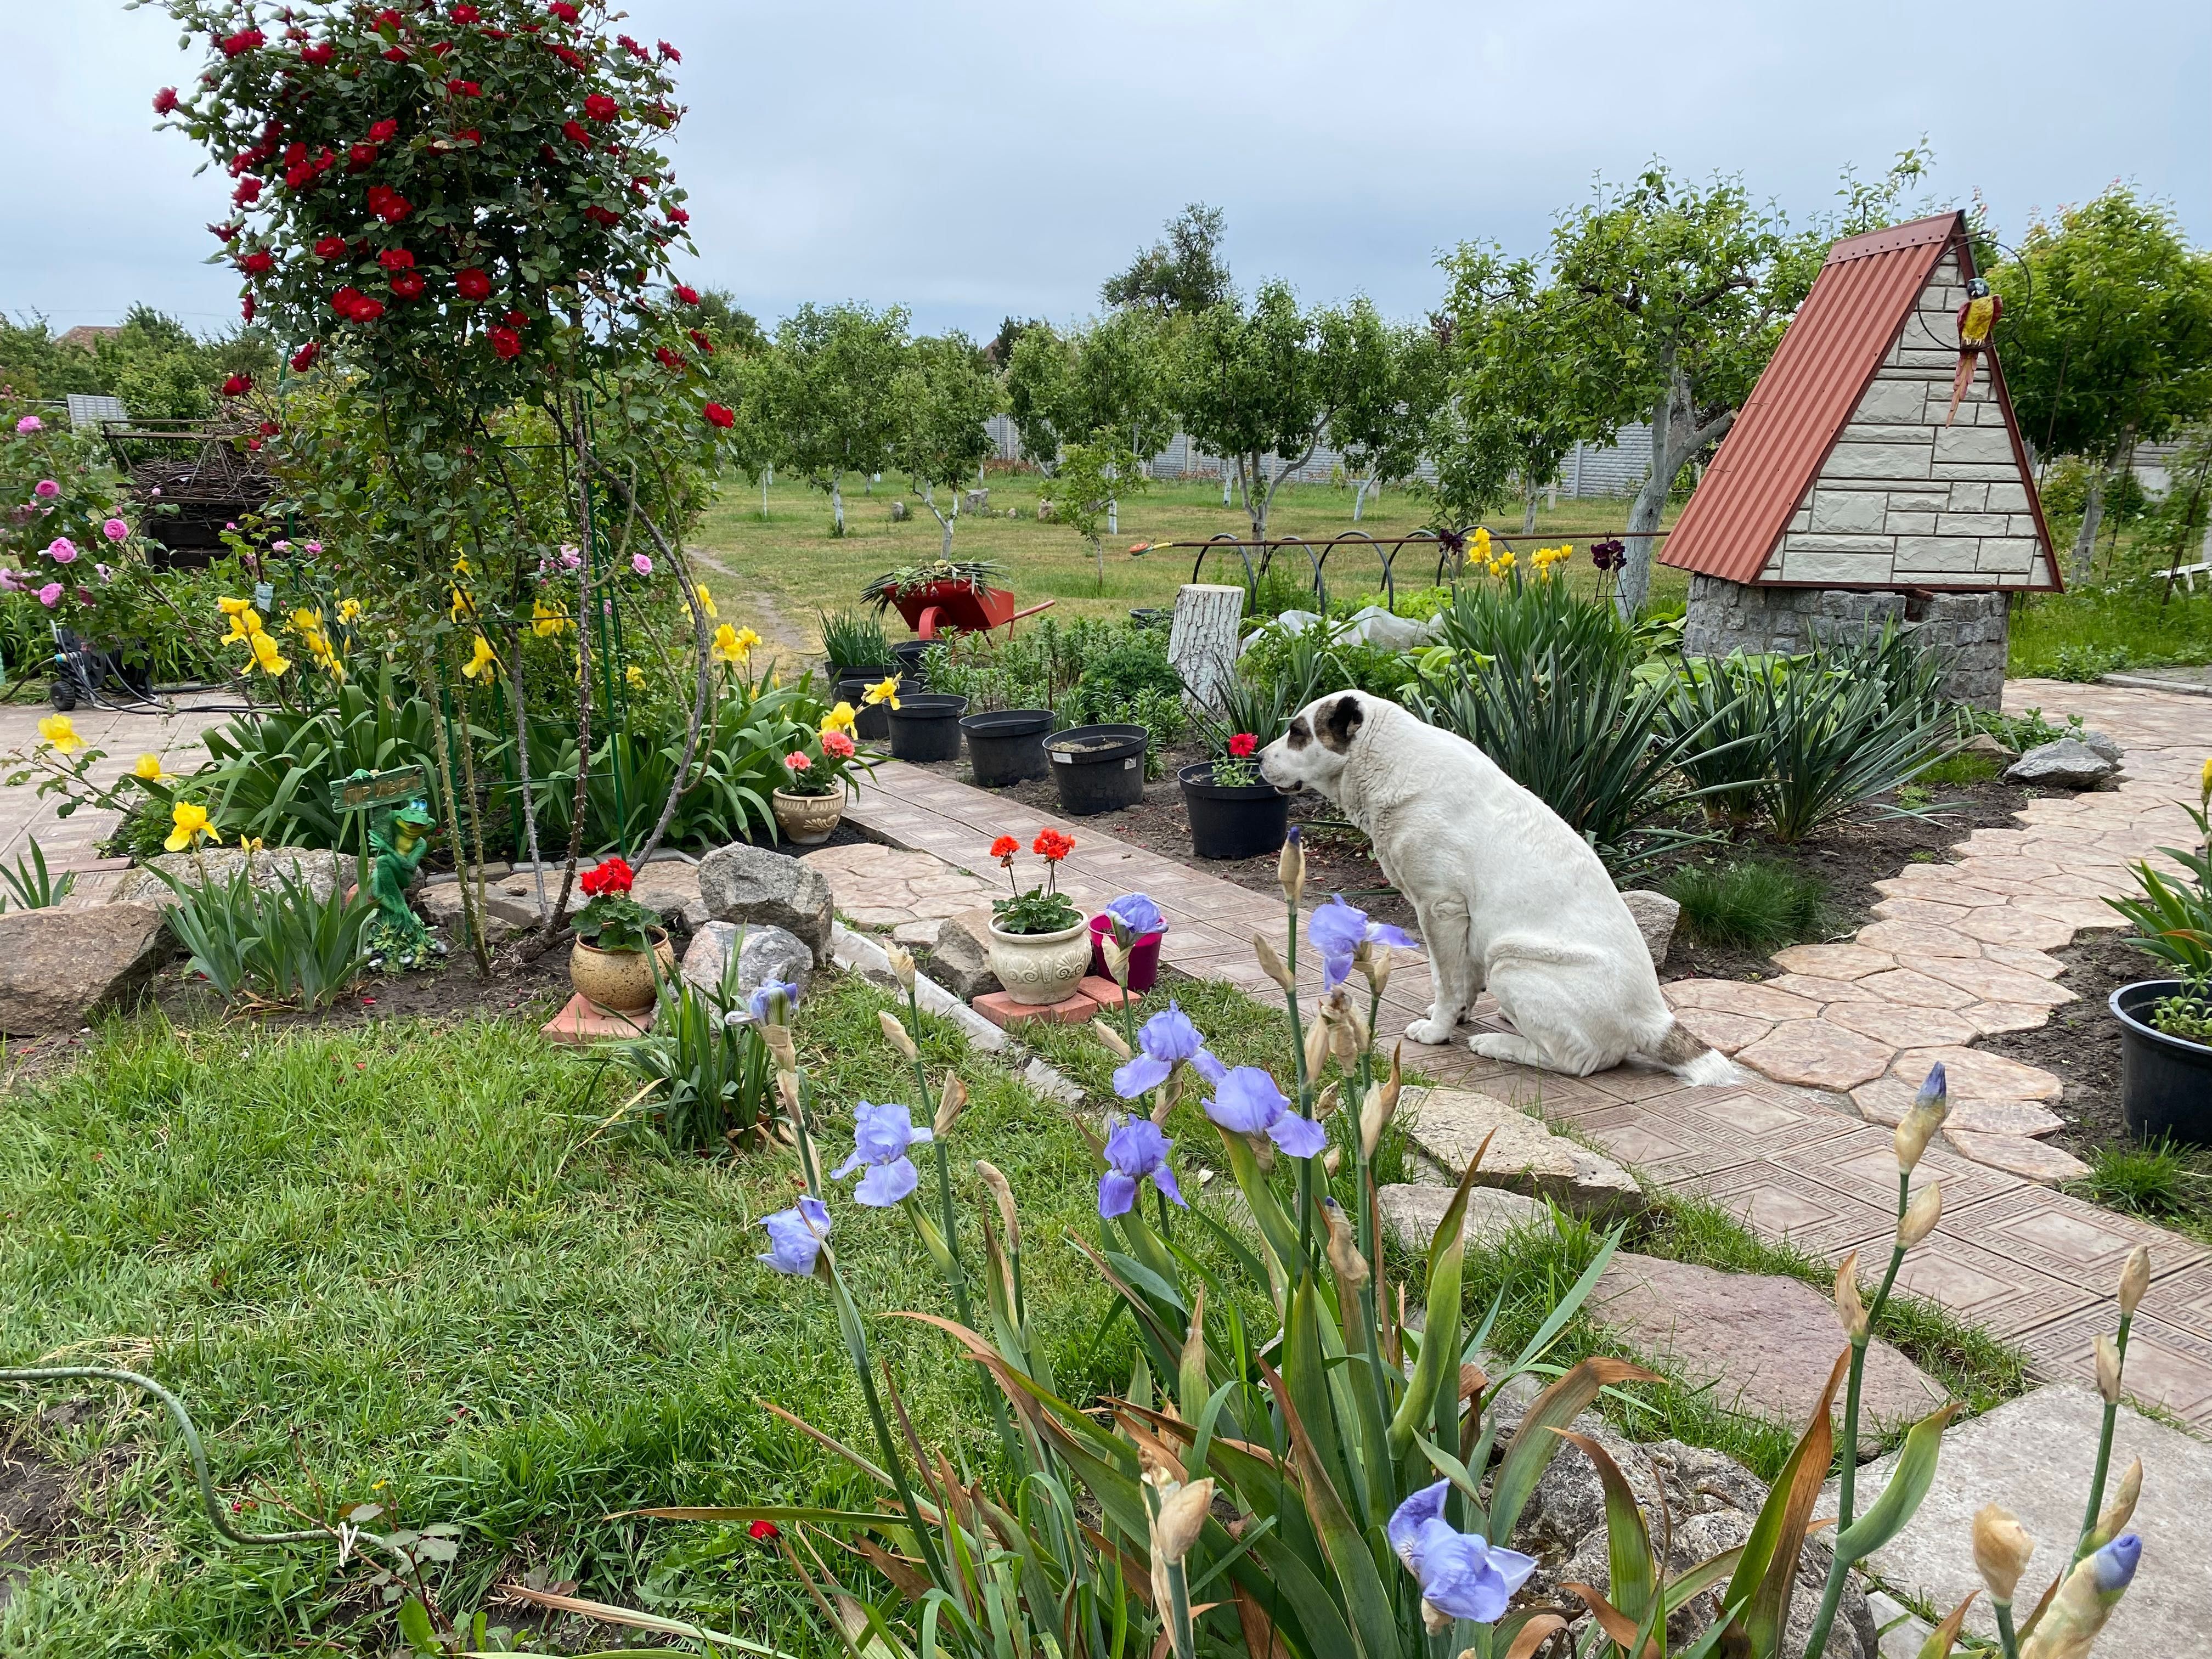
xmin=0 ymin=703 xmax=210 ymax=901
xmin=840 ymin=679 xmax=2212 ymax=1430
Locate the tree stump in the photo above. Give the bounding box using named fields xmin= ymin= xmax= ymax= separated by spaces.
xmin=1168 ymin=583 xmax=1245 ymax=713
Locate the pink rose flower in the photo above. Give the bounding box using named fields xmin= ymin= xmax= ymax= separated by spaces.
xmin=47 ymin=537 xmax=77 ymax=563
xmin=37 ymin=582 xmax=63 ymax=606
xmin=630 ymin=552 xmax=652 ymax=577
xmin=15 ymin=416 xmax=42 ymax=434
xmin=103 ymin=518 xmax=129 ymax=541
xmin=303 ymin=540 xmax=323 ymax=555
xmin=33 ymin=479 xmax=58 ymax=498
xmin=0 ymin=567 xmax=22 ymax=592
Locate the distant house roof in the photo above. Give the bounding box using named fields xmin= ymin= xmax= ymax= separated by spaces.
xmin=1660 ymin=211 xmax=2057 ymax=591
xmin=58 ymin=325 xmax=122 ymax=351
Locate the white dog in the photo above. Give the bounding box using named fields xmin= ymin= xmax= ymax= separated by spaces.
xmin=1260 ymin=690 xmax=1736 ymax=1084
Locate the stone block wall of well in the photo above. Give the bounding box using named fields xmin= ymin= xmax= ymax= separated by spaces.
xmin=1757 ymin=252 xmax=2056 ymax=591
xmin=1683 ymin=577 xmax=2010 ymax=710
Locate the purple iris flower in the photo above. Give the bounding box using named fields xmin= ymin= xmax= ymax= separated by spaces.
xmin=2092 ymin=1533 xmax=2141 ymax=1593
xmin=748 ymin=980 xmax=799 ymax=1023
xmin=1308 ymin=896 xmax=1419 ymax=991
xmin=1387 ymin=1481 xmax=1537 ymax=1624
xmin=1098 ymin=1116 xmax=1184 ymax=1218
xmin=1102 ymin=892 xmax=1166 ymax=940
xmin=758 ymin=1194 xmax=831 ymax=1276
xmin=1204 ymin=1066 xmax=1326 ymax=1158
xmin=832 ymin=1102 xmax=933 ymax=1206
xmin=1917 ymin=1062 xmax=1946 ymax=1108
xmin=1112 ymin=1001 xmax=1227 ymax=1099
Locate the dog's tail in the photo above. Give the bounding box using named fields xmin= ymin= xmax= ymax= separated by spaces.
xmin=1645 ymin=1020 xmax=1745 ymax=1087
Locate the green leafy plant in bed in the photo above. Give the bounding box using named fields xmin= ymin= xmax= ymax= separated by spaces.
xmin=2104 ymin=760 xmax=2212 ymax=1039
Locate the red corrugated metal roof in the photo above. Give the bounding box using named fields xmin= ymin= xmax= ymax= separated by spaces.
xmin=1659 ymin=211 xmax=2053 ymax=589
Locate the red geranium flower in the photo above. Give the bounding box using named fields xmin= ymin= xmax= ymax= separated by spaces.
xmin=240 ymin=249 xmax=274 ymax=275
xmin=290 ymin=342 xmax=320 ymax=371
xmin=455 ymin=267 xmax=490 ymax=300
xmin=673 ymin=283 xmax=699 ymax=305
xmin=152 ymin=87 xmax=178 ymax=114
xmin=701 ymin=402 xmax=734 ymax=428
xmin=990 ymin=835 xmax=1019 ymax=861
xmin=579 ymin=856 xmax=635 ymax=897
xmin=1033 ymin=829 xmax=1074 ymax=862
xmin=748 ymin=1520 xmax=778 ymax=1542
xmin=1227 ymin=732 xmax=1258 ymax=758
xmin=219 ymin=28 xmax=265 ymax=58
xmin=582 ymin=93 xmax=618 ymax=122
xmin=389 ymin=271 xmax=425 ymax=300
xmin=488 ymin=325 xmax=522 ymax=358
xmin=301 ymin=41 xmax=334 ymax=66
xmin=221 ymin=373 xmax=252 ymax=397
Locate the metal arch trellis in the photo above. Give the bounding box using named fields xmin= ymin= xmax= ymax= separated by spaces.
xmin=1173 ymin=525 xmax=1672 ymax=614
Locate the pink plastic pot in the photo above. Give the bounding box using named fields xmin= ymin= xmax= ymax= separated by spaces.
xmin=1088 ymin=913 xmax=1163 ymax=992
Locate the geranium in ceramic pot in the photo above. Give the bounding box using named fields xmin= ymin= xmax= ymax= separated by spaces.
xmin=569 ymin=856 xmax=674 ymax=1013
xmin=985 ymin=828 xmax=1090 ymax=1005
xmin=774 ymin=700 xmax=871 ymax=845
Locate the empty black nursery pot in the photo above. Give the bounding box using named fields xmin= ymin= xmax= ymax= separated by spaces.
xmin=1046 ymin=724 xmax=1148 ymax=816
xmin=961 ymin=709 xmax=1056 ymax=787
xmin=886 ymin=693 xmax=969 ymax=763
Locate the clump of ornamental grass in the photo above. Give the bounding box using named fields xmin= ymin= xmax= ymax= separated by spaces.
xmin=1663 ymin=858 xmax=1830 ymax=952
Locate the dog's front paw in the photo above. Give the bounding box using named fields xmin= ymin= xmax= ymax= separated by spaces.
xmin=1403 ymin=1016 xmax=1455 ymax=1046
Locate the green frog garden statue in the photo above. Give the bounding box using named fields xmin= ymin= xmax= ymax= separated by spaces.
xmin=362 ymin=798 xmax=447 ymax=970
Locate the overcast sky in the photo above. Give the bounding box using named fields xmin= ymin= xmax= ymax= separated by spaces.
xmin=6 ymin=1 xmax=2207 ymax=341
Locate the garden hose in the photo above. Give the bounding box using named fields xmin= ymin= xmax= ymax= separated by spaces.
xmin=0 ymin=1364 xmax=326 ymax=1547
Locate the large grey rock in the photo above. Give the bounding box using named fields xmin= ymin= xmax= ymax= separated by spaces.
xmin=416 ymin=882 xmax=537 ymax=943
xmin=1830 ymin=1384 xmax=2210 ymax=1654
xmin=2076 ymin=727 xmax=2123 ymax=763
xmin=0 ymin=903 xmax=173 ymax=1035
xmin=1620 ymin=888 xmax=1680 ymax=970
xmin=925 ymin=907 xmax=1001 ymax=1000
xmin=110 ymin=846 xmax=347 ymax=906
xmin=1520 ymin=1415 xmax=1877 ymax=1657
xmin=2004 ymin=737 xmax=2118 ymax=790
xmin=1403 ymin=1086 xmax=1646 ymax=1216
xmin=1376 ymin=1182 xmax=1550 ymax=1256
xmin=697 ymin=843 xmax=834 ymax=964
xmin=1589 ymin=1254 xmax=1948 ymax=1432
xmin=680 ymin=921 xmax=814 ymax=1007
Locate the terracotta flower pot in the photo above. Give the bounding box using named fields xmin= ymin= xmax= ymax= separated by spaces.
xmin=569 ymin=928 xmax=675 ymax=1014
xmin=774 ymin=787 xmax=844 ymax=846
xmin=986 ymin=917 xmax=1091 ymax=1006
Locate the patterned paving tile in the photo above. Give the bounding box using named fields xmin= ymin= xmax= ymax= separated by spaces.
xmin=2012 ymin=1306 xmax=2212 ymax=1429
xmin=1944 ymin=1186 xmax=2207 ymax=1294
xmin=1878 ymin=1235 xmax=2102 ymax=1340
xmin=1691 ymin=1158 xmax=1902 ymax=1256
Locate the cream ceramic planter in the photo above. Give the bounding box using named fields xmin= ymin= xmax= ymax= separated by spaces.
xmin=773 ymin=788 xmax=845 ymax=846
xmin=986 ymin=918 xmax=1091 ymax=1006
xmin=569 ymin=929 xmax=675 ymax=1013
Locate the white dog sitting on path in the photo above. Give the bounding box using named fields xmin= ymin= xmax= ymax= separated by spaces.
xmin=1260 ymin=689 xmax=1738 ymax=1084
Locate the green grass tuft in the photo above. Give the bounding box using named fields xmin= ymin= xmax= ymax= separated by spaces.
xmin=1662 ymin=859 xmax=1830 ymax=952
xmin=2078 ymin=1138 xmax=2205 ymax=1221
xmin=1915 ymin=750 xmax=2001 ymax=788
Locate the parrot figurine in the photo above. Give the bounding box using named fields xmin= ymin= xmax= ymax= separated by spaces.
xmin=1945 ymin=275 xmax=2002 ymax=426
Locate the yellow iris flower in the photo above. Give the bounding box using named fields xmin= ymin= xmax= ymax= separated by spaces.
xmin=709 ymin=623 xmax=743 ymax=664
xmin=452 ymin=554 xmax=471 ymax=576
xmin=732 ymin=626 xmax=761 ymax=659
xmin=337 ymin=597 xmax=363 ymax=623
xmin=2201 ymin=754 xmax=2211 ymax=802
xmin=246 ymin=630 xmax=291 ymax=676
xmin=224 ymin=607 xmax=266 ymax=645
xmin=532 ymin=595 xmax=572 ymax=637
xmin=37 ymin=714 xmax=80 ymax=754
xmin=461 ymin=635 xmax=499 ymax=680
xmin=862 ymin=676 xmax=900 ymax=711
xmin=165 ymin=799 xmax=221 ymax=852
xmin=133 ymin=752 xmax=168 ymax=782
xmin=449 ymin=586 xmax=472 ymax=623
xmin=695 ymin=583 xmax=718 ymax=619
xmin=821 ymin=701 xmax=857 ymax=735
xmin=217 ymin=595 xmax=253 ymax=616
xmin=625 ymin=664 xmax=646 ymax=690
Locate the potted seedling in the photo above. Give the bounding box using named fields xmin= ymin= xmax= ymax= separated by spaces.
xmin=818 ymin=608 xmax=895 ymax=684
xmin=985 ymin=828 xmax=1090 ymax=1005
xmin=773 ymin=704 xmax=872 ymax=845
xmin=569 ymin=856 xmax=674 ymax=1014
xmin=1179 ymin=729 xmax=1290 ymax=860
xmin=2105 ymin=760 xmax=2212 ymax=1143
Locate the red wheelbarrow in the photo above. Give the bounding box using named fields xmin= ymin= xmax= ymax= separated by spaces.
xmin=890 ymin=579 xmax=1055 ymax=641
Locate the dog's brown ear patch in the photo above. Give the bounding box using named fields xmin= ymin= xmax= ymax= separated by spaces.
xmin=1318 ymin=694 xmax=1364 ymax=753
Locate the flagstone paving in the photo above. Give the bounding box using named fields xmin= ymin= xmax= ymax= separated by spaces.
xmin=840 ymin=677 xmax=2212 ymax=1429
xmin=0 ymin=703 xmax=210 ymax=902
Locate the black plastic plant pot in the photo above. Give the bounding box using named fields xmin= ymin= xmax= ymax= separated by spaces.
xmin=827 ymin=660 xmax=895 ymax=685
xmin=887 ymin=693 xmax=969 ymax=763
xmin=1179 ymin=761 xmax=1290 ymax=860
xmin=962 ymin=709 xmax=1055 ymax=787
xmin=891 ymin=639 xmax=935 ymax=675
xmin=837 ymin=675 xmax=923 ymax=741
xmin=1046 ymin=724 xmax=1148 ymax=816
xmin=2111 ymin=979 xmax=2212 ymax=1146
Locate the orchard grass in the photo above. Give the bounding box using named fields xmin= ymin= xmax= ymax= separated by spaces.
xmin=2 ymin=968 xmax=2025 ymax=1652
xmin=2007 ymin=518 xmax=2212 ymax=680
xmin=692 ymin=469 xmax=1689 ymax=648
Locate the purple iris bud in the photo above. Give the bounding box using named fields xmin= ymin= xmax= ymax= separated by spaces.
xmin=1388 ymin=1479 xmax=1448 ymax=1571
xmin=758 ymin=1194 xmax=831 ymax=1276
xmin=1111 ymin=1001 xmax=1223 ymax=1099
xmin=1204 ymin=1066 xmax=1326 ymax=1158
xmin=1408 ymin=1519 xmax=1536 ymax=1623
xmin=1098 ymin=1116 xmax=1185 ymax=1218
xmin=832 ymin=1102 xmax=933 ymax=1207
xmin=1307 ymin=895 xmax=1419 ymax=991
xmin=747 ymin=980 xmax=799 ymax=1023
xmin=1102 ymin=892 xmax=1166 ymax=940
xmin=2091 ymin=1533 xmax=2141 ymax=1593
xmin=1916 ymin=1062 xmax=1947 ymax=1108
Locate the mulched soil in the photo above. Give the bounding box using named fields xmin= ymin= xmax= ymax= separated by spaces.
xmin=1979 ymin=926 xmax=2144 ymax=1156
xmin=898 ymin=741 xmax=2032 ymax=981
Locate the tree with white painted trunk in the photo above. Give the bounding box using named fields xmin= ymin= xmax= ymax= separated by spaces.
xmin=893 ymin=332 xmax=1000 ymax=558
xmin=761 ymin=301 xmax=907 ymax=538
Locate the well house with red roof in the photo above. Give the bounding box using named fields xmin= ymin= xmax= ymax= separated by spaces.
xmin=1660 ymin=211 xmax=2056 ymax=709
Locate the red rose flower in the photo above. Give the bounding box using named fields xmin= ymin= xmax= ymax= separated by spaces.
xmin=488 ymin=325 xmax=522 ymax=358
xmin=990 ymin=835 xmax=1019 ymax=861
xmin=290 ymin=342 xmax=320 ymax=371
xmin=378 ymin=248 xmax=415 ymax=270
xmin=549 ymin=43 xmax=586 ymax=69
xmin=447 ymin=79 xmax=479 ymax=96
xmin=702 ymin=402 xmax=734 ymax=428
xmin=368 ymin=119 xmax=400 ymax=142
xmin=747 ymin=1520 xmax=778 ymax=1541
xmin=1033 ymin=829 xmax=1074 ymax=862
xmin=654 ymin=346 xmax=684 ymax=370
xmin=211 ymin=221 xmax=240 ymax=244
xmin=666 ymin=206 xmax=689 ymax=224
xmin=221 ymin=373 xmax=252 ymax=397
xmin=455 ymin=267 xmax=491 ymax=300
xmin=687 ymin=329 xmax=714 ymax=355
xmin=332 ymin=286 xmax=385 ymax=323
xmin=240 ymin=249 xmax=275 ymax=275
xmin=389 ymin=271 xmax=425 ymax=300
xmin=452 ymin=2 xmax=480 ymax=19
xmin=547 ymin=1 xmax=580 ymax=21
xmin=561 ymin=119 xmax=590 ymax=144
xmin=284 ymin=161 xmax=315 ymax=189
xmin=584 ymin=205 xmax=619 ymax=226
xmin=302 ymin=41 xmax=333 ymax=66
xmin=674 ymin=284 xmax=700 ymax=306
xmin=233 ymin=177 xmax=262 ymax=206
xmin=1227 ymin=732 xmax=1258 ymax=758
xmin=616 ymin=33 xmax=646 ymax=58
xmin=366 ymin=185 xmax=413 ymax=223
xmin=579 ymin=856 xmax=634 ymax=896
xmin=657 ymin=40 xmax=680 ymax=61
xmin=430 ymin=41 xmax=453 ymax=58
xmin=452 ymin=128 xmax=482 ymax=144
xmin=258 ymin=420 xmax=279 ymax=436
xmin=152 ymin=87 xmax=178 ymax=114
xmin=582 ymin=93 xmax=618 ymax=122
xmin=240 ymin=294 xmax=256 ymax=322
xmin=246 ymin=437 xmax=263 ymax=452
xmin=381 ymin=46 xmax=410 ymax=62
xmin=503 ymin=309 xmax=529 ymax=328
xmin=373 ymin=7 xmax=403 ymax=26
xmin=219 ymin=27 xmax=265 ymax=58
xmin=313 ymin=235 xmax=347 ymax=259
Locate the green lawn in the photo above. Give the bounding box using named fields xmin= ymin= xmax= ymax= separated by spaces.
xmin=692 ymin=472 xmax=1690 ymax=651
